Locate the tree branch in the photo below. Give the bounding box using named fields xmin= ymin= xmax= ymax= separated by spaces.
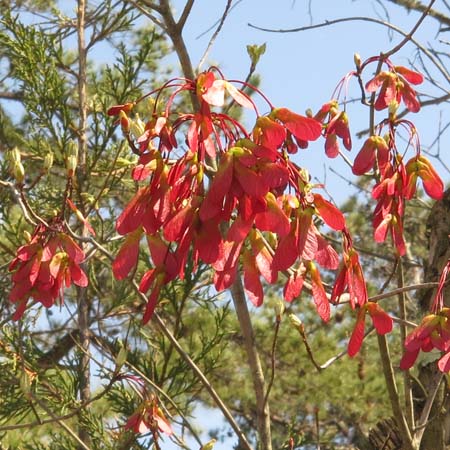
xmin=377 ymin=334 xmax=416 ymax=450
xmin=177 ymin=0 xmax=195 ymax=30
xmin=397 ymin=259 xmax=415 ymax=430
xmin=230 ymin=277 xmax=272 ymax=450
xmin=248 ymin=14 xmax=450 ymax=83
xmin=76 ymin=1 xmax=91 ymax=448
xmin=197 ymin=0 xmax=233 ymax=71
xmin=387 ymin=0 xmax=450 ymax=26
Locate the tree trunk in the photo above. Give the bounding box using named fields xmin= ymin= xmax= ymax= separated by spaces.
xmin=417 ymin=188 xmax=450 ymax=450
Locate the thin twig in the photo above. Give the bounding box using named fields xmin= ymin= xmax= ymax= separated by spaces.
xmin=76 ymin=1 xmax=92 ymax=447
xmin=177 ymin=0 xmax=195 ymax=30
xmin=415 ymin=371 xmax=444 ymax=442
xmin=230 ymin=277 xmax=272 ymax=450
xmin=138 ymin=284 xmax=254 ymax=450
xmin=369 ymin=281 xmax=440 ymax=302
xmin=197 ymin=0 xmax=233 ymax=71
xmin=33 ymin=397 xmax=93 ymax=450
xmin=263 ymin=317 xmax=281 ymax=408
xmin=377 ymin=333 xmax=415 ymax=450
xmin=384 ymin=0 xmax=436 ymax=58
xmin=248 ymin=14 xmax=450 ymax=83
xmin=397 ymin=259 xmax=415 ymax=430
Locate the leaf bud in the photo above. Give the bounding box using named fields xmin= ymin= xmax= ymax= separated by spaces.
xmin=12 ymin=160 xmax=25 ymax=184
xmin=66 ymin=141 xmax=78 ymax=177
xmin=274 ymin=299 xmax=285 ymax=320
xmin=388 ymin=100 xmax=399 ymax=118
xmin=23 ymin=230 xmax=32 ymax=242
xmin=115 ymin=345 xmax=128 ymax=370
xmin=119 ymin=110 xmax=130 ymax=134
xmin=9 ymin=147 xmax=22 ymax=164
xmin=246 ymin=43 xmax=266 ymax=69
xmin=288 ymin=313 xmax=303 ymax=329
xmin=66 ymin=155 xmax=77 ymax=177
xmin=67 ymin=140 xmax=78 ymax=158
xmin=354 ymin=53 xmax=361 ymax=70
xmin=129 ymin=114 xmax=146 ymax=139
xmin=19 ymin=371 xmax=31 ymax=395
xmin=43 ymin=152 xmax=54 ymax=172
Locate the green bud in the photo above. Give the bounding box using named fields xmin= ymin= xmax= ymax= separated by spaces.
xmin=115 ymin=346 xmax=128 ymax=369
xmin=246 ymin=43 xmax=266 ymax=69
xmin=288 ymin=313 xmax=302 ymax=329
xmin=200 ymin=439 xmax=217 ymax=450
xmin=66 ymin=141 xmax=78 ymax=176
xmin=274 ymin=299 xmax=285 ymax=319
xmin=12 ymin=160 xmax=25 ymax=184
xmin=66 ymin=155 xmax=77 ymax=176
xmin=9 ymin=147 xmax=22 ymax=164
xmin=43 ymin=152 xmax=54 ymax=172
xmin=67 ymin=140 xmax=78 ymax=158
xmin=20 ymin=371 xmax=31 ymax=395
xmin=129 ymin=114 xmax=146 ymax=139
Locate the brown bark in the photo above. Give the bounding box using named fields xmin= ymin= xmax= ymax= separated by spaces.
xmin=416 ymin=188 xmax=450 ymax=450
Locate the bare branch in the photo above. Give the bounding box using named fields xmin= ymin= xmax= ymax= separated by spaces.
xmin=197 ymin=0 xmax=233 ymax=71
xmin=177 ymin=0 xmax=195 ymax=30
xmin=230 ymin=278 xmax=272 ymax=450
xmin=387 ymin=0 xmax=450 ymax=26
xmin=377 ymin=333 xmax=415 ymax=450
xmin=383 ymin=0 xmax=436 ymax=58
xmin=248 ymin=15 xmax=450 ymax=83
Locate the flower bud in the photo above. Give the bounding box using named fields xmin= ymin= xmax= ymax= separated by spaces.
xmin=119 ymin=110 xmax=130 ymax=134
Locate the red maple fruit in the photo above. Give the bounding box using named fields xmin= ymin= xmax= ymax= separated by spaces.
xmin=109 ymin=69 xmax=355 ymax=324
xmin=365 ymin=65 xmax=423 ymax=113
xmin=400 ymin=260 xmax=450 ymax=371
xmin=352 ymin=135 xmax=390 ymax=176
xmin=9 ymin=221 xmax=88 ymax=320
xmin=348 ymin=302 xmax=393 ymax=357
xmin=315 ymin=100 xmax=352 ymax=158
xmin=124 ymin=393 xmax=173 ymax=437
xmin=404 ymin=154 xmax=444 ymax=200
xmin=331 ymin=230 xmax=367 ymax=308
